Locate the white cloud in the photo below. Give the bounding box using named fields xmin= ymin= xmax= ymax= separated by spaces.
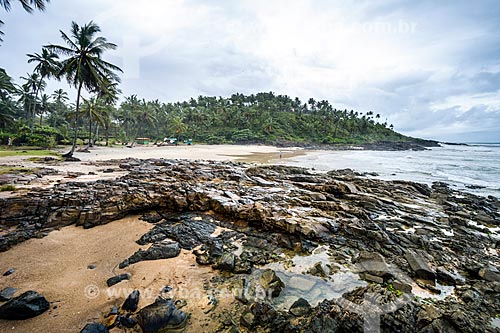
xmin=2 ymin=0 xmax=500 ymax=141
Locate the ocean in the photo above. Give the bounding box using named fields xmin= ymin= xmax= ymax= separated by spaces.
xmin=282 ymin=144 xmax=500 ymax=198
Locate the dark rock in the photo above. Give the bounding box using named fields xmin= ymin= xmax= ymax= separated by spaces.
xmin=120 ymin=240 xmax=180 ymax=268
xmin=461 ymin=289 xmax=480 ymax=303
xmin=0 ymin=287 xmax=17 ymax=302
xmin=138 ymin=298 xmax=187 ymax=333
xmin=478 ymin=267 xmax=500 ymax=282
xmin=0 ymin=290 xmax=50 ymax=320
xmin=119 ymin=315 xmax=138 ymax=328
xmin=309 ymin=262 xmax=328 ymax=277
xmin=105 ymin=306 xmax=118 ymax=317
xmin=213 ymin=252 xmax=236 ymax=272
xmin=80 ymin=323 xmax=109 ymax=333
xmin=355 ymin=251 xmax=390 ymax=277
xmin=122 ymin=290 xmax=140 ymax=312
xmin=161 ymin=286 xmax=173 ymax=294
xmin=106 ymin=273 xmax=131 ymax=287
xmin=404 ymin=250 xmax=436 ymax=280
xmin=436 ymin=267 xmax=465 ymax=285
xmin=260 ymin=269 xmax=285 ymax=298
xmin=393 ymin=281 xmax=412 ymax=293
xmin=240 ymin=308 xmax=255 ymax=328
xmin=363 ymin=273 xmax=384 ymax=284
xmin=289 ymin=298 xmax=312 ymax=317
xmin=3 ymin=268 xmax=14 ymax=276
xmin=87 ymin=264 xmax=96 ymax=270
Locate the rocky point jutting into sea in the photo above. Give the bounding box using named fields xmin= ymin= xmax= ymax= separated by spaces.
xmin=0 ymin=158 xmax=499 ymax=332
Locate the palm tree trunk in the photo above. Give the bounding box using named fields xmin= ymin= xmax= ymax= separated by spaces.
xmin=89 ymin=117 xmax=92 ymax=147
xmin=95 ymin=124 xmax=99 ymax=145
xmin=63 ymin=81 xmax=83 ymax=158
xmin=105 ymin=123 xmax=110 ymax=146
xmin=31 ymin=78 xmax=43 ymax=133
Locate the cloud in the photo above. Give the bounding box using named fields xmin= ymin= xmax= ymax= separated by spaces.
xmin=1 ymin=0 xmax=500 ymax=141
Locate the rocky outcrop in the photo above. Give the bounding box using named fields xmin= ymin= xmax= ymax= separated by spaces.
xmin=0 ymin=159 xmax=499 ymax=332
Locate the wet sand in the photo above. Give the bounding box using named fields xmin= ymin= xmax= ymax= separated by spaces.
xmin=0 ymin=216 xmax=225 ymax=332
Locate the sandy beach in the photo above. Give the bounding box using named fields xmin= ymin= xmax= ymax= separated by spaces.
xmin=0 ymin=144 xmax=303 ymax=332
xmin=0 ymin=144 xmax=305 ymax=192
xmin=0 ymin=144 xmax=305 ymax=177
xmin=0 ymin=216 xmax=231 ymax=332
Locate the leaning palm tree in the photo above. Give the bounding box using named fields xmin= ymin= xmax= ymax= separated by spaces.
xmin=45 ymin=21 xmax=122 ymax=158
xmin=27 ymin=48 xmax=59 ymax=131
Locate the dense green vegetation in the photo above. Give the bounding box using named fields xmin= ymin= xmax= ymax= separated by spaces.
xmin=1 ymin=14 xmax=412 ymax=152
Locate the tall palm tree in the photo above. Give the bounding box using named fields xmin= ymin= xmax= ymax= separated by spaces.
xmin=27 ymin=48 xmax=59 ymax=131
xmin=1 ymin=0 xmax=50 ymax=43
xmin=20 ymin=72 xmax=40 ymax=121
xmin=38 ymin=93 xmax=50 ymax=125
xmin=97 ymin=78 xmax=120 ymax=146
xmin=45 ymin=21 xmax=122 ymax=158
xmin=81 ymin=96 xmax=105 ymax=146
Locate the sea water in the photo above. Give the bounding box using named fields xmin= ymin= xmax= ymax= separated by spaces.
xmin=281 ymin=144 xmax=500 ymax=198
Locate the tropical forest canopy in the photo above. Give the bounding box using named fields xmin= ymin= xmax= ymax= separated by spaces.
xmin=0 ymin=4 xmax=412 ymax=151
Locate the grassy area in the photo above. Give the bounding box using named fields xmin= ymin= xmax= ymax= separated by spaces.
xmin=0 ymin=148 xmax=60 ymax=158
xmin=0 ymin=185 xmax=17 ymax=192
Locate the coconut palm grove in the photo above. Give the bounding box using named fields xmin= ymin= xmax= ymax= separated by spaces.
xmin=0 ymin=1 xmax=419 ymax=156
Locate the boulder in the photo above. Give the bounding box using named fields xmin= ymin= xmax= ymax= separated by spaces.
xmin=138 ymin=298 xmax=187 ymax=333
xmin=404 ymin=250 xmax=436 ymax=281
xmin=0 ymin=291 xmax=49 ymax=320
xmin=106 ymin=273 xmax=131 ymax=287
xmin=122 ymin=290 xmax=140 ymax=312
xmin=355 ymin=251 xmax=390 ymax=277
xmin=80 ymin=323 xmax=109 ymax=333
xmin=289 ymin=298 xmax=312 ymax=317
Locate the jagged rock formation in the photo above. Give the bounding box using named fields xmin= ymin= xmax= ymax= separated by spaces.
xmin=1 ymin=158 xmax=499 ymax=332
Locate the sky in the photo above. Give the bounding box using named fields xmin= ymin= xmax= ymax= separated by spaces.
xmin=1 ymin=0 xmax=500 ymax=142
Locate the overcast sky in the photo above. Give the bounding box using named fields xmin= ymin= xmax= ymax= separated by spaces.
xmin=1 ymin=0 xmax=500 ymax=142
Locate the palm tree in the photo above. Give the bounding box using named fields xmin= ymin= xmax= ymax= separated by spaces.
xmin=1 ymin=0 xmax=50 ymax=43
xmin=51 ymin=88 xmax=68 ymax=104
xmin=20 ymin=72 xmax=40 ymax=121
xmin=27 ymin=48 xmax=59 ymax=131
xmin=45 ymin=21 xmax=122 ymax=158
xmin=0 ymin=68 xmax=16 ymax=99
xmin=81 ymin=96 xmax=105 ymax=146
xmin=38 ymin=93 xmax=50 ymax=125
